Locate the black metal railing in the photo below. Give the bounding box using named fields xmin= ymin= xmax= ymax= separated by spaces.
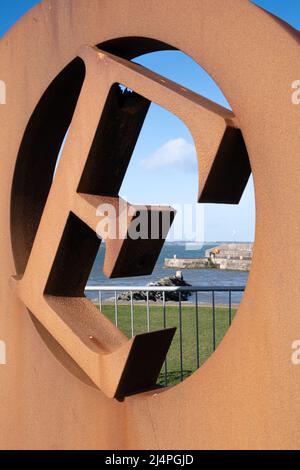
xmin=85 ymin=285 xmax=245 ymax=387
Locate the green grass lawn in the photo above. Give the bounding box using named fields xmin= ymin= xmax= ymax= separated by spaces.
xmin=98 ymin=302 xmax=237 ymax=386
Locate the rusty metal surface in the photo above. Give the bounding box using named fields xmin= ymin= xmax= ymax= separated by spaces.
xmin=1 ymin=0 xmax=300 ymax=450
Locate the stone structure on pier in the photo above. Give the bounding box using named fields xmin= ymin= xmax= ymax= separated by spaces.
xmin=164 ymin=243 xmax=253 ymax=271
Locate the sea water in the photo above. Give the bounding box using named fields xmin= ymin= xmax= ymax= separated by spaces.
xmin=87 ymin=242 xmax=249 ymax=305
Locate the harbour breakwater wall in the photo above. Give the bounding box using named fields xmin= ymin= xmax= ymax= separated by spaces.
xmin=164 ymin=243 xmax=253 ymax=272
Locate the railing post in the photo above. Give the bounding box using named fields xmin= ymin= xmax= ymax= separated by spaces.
xmin=163 ymin=290 xmax=168 ymax=386
xmin=98 ymin=290 xmax=102 ymax=311
xmin=114 ymin=290 xmax=118 ymax=327
xmin=229 ymin=290 xmax=232 ymax=326
xmin=195 ymin=291 xmax=200 ymax=368
xmin=212 ymin=290 xmax=216 ymax=351
xmin=130 ymin=291 xmax=134 ymax=338
xmin=146 ymin=291 xmax=150 ymax=332
xmin=179 ymin=291 xmax=183 ymax=382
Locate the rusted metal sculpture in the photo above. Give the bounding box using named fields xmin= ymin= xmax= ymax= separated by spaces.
xmin=1 ymin=0 xmax=300 ymax=450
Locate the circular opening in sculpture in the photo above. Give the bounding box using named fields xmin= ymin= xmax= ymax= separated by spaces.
xmin=10 ymin=36 xmax=255 ymax=395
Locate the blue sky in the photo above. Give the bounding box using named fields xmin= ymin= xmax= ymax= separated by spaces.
xmin=1 ymin=1 xmax=299 ymax=242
